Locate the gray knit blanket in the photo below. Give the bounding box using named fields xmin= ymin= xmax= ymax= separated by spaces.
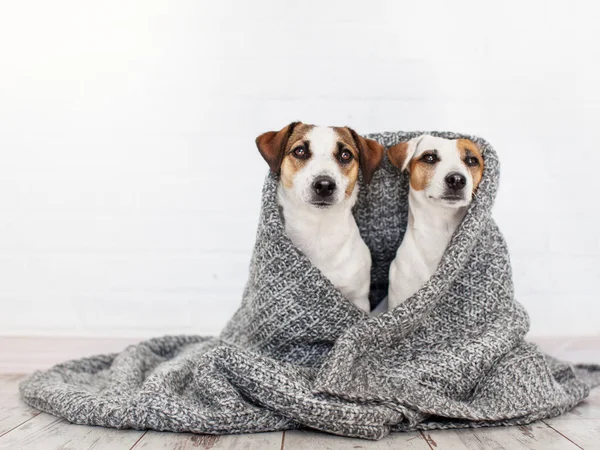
xmin=20 ymin=131 xmax=600 ymax=440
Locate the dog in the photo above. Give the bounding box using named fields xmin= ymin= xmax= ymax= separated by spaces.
xmin=255 ymin=122 xmax=384 ymax=312
xmin=386 ymin=134 xmax=484 ymax=310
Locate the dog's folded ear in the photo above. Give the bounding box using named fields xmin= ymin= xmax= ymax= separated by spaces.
xmin=348 ymin=129 xmax=384 ymax=185
xmin=388 ymin=135 xmax=425 ymax=172
xmin=255 ymin=122 xmax=300 ymax=173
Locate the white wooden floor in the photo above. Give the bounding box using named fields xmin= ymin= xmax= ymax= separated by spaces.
xmin=1 ymin=373 xmax=599 ymax=450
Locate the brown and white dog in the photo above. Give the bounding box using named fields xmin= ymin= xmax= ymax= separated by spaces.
xmin=255 ymin=122 xmax=384 ymax=312
xmin=385 ymin=135 xmax=484 ymax=310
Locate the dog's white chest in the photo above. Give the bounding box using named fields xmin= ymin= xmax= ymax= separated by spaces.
xmin=388 ymin=208 xmax=465 ymax=310
xmin=388 ymin=233 xmax=445 ymax=308
xmin=284 ymin=216 xmax=371 ymax=311
xmin=279 ymin=189 xmax=372 ymax=312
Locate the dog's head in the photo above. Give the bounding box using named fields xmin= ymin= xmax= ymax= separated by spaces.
xmin=256 ymin=122 xmax=384 ymax=208
xmin=388 ymin=135 xmax=484 ymax=208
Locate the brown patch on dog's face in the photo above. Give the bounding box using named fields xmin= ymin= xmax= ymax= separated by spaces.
xmin=280 ymin=155 xmax=300 ymax=189
xmin=280 ymin=146 xmax=308 ymax=189
xmin=285 ymin=123 xmax=317 ymax=150
xmin=335 ymin=127 xmax=384 ymax=188
xmin=457 ymin=138 xmax=484 ymax=191
xmin=279 ymin=124 xmax=317 ymax=189
xmin=344 ymin=164 xmax=360 ymax=197
xmin=332 ymin=127 xmax=361 ymax=197
xmin=408 ymin=153 xmax=437 ymax=191
xmin=256 ymin=122 xmax=315 ymax=188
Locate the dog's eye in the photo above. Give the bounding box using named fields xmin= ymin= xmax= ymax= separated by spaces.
xmin=465 ymin=156 xmax=479 ymax=167
xmin=339 ymin=149 xmax=353 ymax=163
xmin=292 ymin=146 xmax=309 ymax=159
xmin=421 ymin=153 xmax=438 ymax=164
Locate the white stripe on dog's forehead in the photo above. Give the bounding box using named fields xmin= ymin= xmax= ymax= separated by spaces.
xmin=414 ymin=135 xmax=459 ymax=156
xmin=305 ymin=126 xmax=338 ymax=156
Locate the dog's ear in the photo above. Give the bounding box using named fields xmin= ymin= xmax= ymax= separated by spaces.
xmin=348 ymin=129 xmax=384 ymax=185
xmin=255 ymin=122 xmax=300 ymax=173
xmin=388 ymin=135 xmax=424 ymax=172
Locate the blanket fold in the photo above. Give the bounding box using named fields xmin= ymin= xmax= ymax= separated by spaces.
xmin=20 ymin=131 xmax=600 ymax=440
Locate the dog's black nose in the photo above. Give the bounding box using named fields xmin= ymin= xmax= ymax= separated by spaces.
xmin=445 ymin=172 xmax=467 ymax=190
xmin=313 ymin=176 xmax=336 ymax=197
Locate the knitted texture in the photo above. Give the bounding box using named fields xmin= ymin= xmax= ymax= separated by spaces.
xmin=20 ymin=131 xmax=600 ymax=440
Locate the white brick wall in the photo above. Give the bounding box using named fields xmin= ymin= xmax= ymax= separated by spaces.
xmin=0 ymin=0 xmax=599 ymax=338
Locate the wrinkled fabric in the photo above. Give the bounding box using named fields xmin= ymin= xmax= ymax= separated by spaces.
xmin=21 ymin=131 xmax=600 ymax=440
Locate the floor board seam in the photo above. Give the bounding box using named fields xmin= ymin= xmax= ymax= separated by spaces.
xmin=128 ymin=430 xmax=148 ymax=449
xmin=280 ymin=430 xmax=286 ymax=450
xmin=542 ymin=420 xmax=585 ymax=449
xmin=419 ymin=430 xmax=436 ymax=450
xmin=0 ymin=411 xmax=42 ymax=439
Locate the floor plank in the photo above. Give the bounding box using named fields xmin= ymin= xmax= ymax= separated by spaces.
xmin=133 ymin=430 xmax=283 ymax=449
xmin=283 ymin=429 xmax=431 ymax=449
xmin=0 ymin=412 xmax=144 ymax=450
xmin=545 ymin=419 xmax=600 ymax=449
xmin=422 ymin=423 xmax=580 ymax=450
xmin=0 ymin=374 xmax=40 ymax=437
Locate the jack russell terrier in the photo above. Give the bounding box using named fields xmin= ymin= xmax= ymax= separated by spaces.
xmin=386 ymin=135 xmax=484 ymax=310
xmin=255 ymin=122 xmax=384 ymax=312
